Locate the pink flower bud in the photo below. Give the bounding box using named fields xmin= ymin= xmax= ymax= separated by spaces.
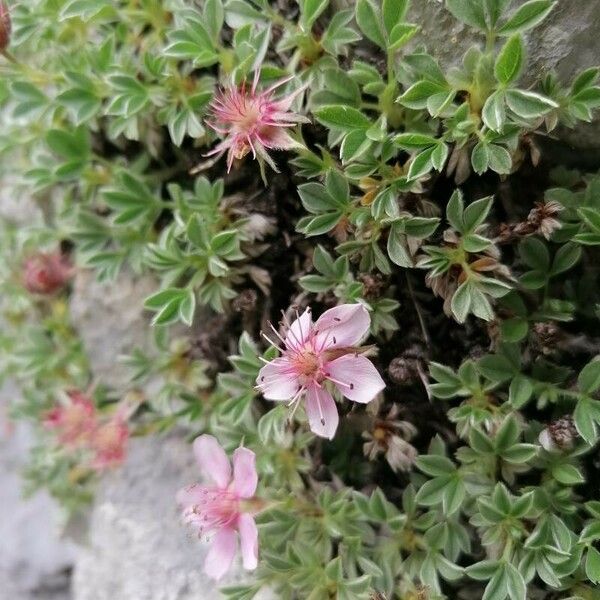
xmin=22 ymin=252 xmax=73 ymax=295
xmin=0 ymin=2 xmax=11 ymax=51
xmin=90 ymin=417 xmax=129 ymax=470
xmin=44 ymin=390 xmax=97 ymax=448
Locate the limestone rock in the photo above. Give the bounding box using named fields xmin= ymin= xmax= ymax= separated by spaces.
xmin=0 ymin=392 xmax=76 ymax=600
xmin=70 ymin=269 xmax=157 ymax=392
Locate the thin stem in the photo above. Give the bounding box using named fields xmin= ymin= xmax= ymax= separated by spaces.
xmin=405 ymin=271 xmax=431 ymax=348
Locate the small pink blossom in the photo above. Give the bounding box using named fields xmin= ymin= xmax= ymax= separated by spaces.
xmin=23 ymin=251 xmax=73 ymax=295
xmin=207 ymin=72 xmax=308 ymax=172
xmin=177 ymin=435 xmax=259 ymax=581
xmin=90 ymin=415 xmax=129 ymax=470
xmin=256 ymin=304 xmax=386 ymax=440
xmin=44 ymin=390 xmax=97 ymax=448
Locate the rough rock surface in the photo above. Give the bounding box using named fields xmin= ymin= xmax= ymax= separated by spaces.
xmin=70 ymin=270 xmax=157 ymax=392
xmin=72 ymin=433 xmax=274 ymax=600
xmin=0 ymin=388 xmax=76 ymax=600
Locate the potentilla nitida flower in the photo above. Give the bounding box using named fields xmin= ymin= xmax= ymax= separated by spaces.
xmin=22 ymin=252 xmax=73 ymax=295
xmin=0 ymin=2 xmax=11 ymax=51
xmin=44 ymin=390 xmax=97 ymax=448
xmin=206 ymin=72 xmax=308 ymax=173
xmin=177 ymin=435 xmax=259 ymax=580
xmin=90 ymin=415 xmax=129 ymax=470
xmin=256 ymin=304 xmax=386 ymax=440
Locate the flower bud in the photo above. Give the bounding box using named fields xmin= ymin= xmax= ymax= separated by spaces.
xmin=0 ymin=2 xmax=11 ymax=51
xmin=22 ymin=252 xmax=73 ymax=295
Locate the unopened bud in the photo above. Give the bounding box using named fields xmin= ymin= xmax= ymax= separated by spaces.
xmin=23 ymin=252 xmax=73 ymax=295
xmin=0 ymin=3 xmax=11 ymax=51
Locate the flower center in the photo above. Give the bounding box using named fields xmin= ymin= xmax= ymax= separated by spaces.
xmin=184 ymin=486 xmax=240 ymax=537
xmin=294 ymin=350 xmax=321 ymax=379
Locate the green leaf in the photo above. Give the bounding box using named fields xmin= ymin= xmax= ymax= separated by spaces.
xmin=578 ymin=358 xmax=600 ymax=394
xmin=446 ymin=0 xmax=487 ymax=30
xmin=314 ymin=105 xmax=371 ymax=131
xmin=551 ymin=463 xmax=584 ymax=486
xmin=355 ymin=0 xmax=386 ymax=48
xmin=488 ymin=144 xmax=512 ymax=174
xmin=482 ymin=564 xmax=509 ymax=600
xmin=472 ymin=142 xmax=490 ymax=175
xmin=388 ymin=23 xmax=420 ymax=50
xmin=224 ymin=0 xmax=267 ymax=27
xmin=499 ymin=0 xmax=556 ymax=35
xmin=586 ymin=547 xmax=600 ymax=585
xmin=204 ymin=0 xmax=225 ymax=41
xmin=416 ymin=455 xmax=456 ymax=477
xmin=482 ymin=91 xmax=506 ymax=132
xmin=446 ymin=189 xmax=464 ymax=232
xmin=463 ymin=196 xmax=493 ymax=232
xmin=398 ymin=80 xmax=448 ymax=109
xmin=451 ymin=281 xmax=472 ymax=323
xmin=301 ymin=0 xmax=329 ymax=28
xmin=382 ymin=0 xmax=409 ymax=34
xmin=574 ymin=397 xmax=599 ymax=444
xmin=407 ymin=146 xmax=436 ymax=180
xmin=509 ymin=374 xmax=533 ymax=408
xmin=505 ymin=563 xmax=526 ymax=600
xmin=550 ymin=242 xmax=581 ymax=276
xmin=394 ymin=132 xmax=439 ymax=149
xmin=443 ymin=477 xmax=466 ymax=515
xmin=505 ymin=89 xmax=558 ymax=118
xmin=495 ymin=34 xmax=524 ymax=85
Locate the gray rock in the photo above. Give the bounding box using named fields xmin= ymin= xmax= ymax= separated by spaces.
xmin=72 ymin=433 xmax=274 ymax=600
xmin=0 ymin=385 xmax=76 ymax=600
xmin=69 ymin=270 xmax=157 ymax=392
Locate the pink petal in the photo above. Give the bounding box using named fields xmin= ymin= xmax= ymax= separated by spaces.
xmin=258 ymin=127 xmax=301 ymax=150
xmin=193 ymin=434 xmax=231 ymax=488
xmin=231 ymin=447 xmax=258 ymax=499
xmin=271 ymin=81 xmax=309 ymax=111
xmin=238 ymin=513 xmax=258 ymax=570
xmin=176 ymin=484 xmax=205 ymax=508
xmin=203 ymin=527 xmax=237 ymax=580
xmin=326 ymin=354 xmax=385 ymax=404
xmin=314 ymin=303 xmax=371 ymax=349
xmin=256 ymin=358 xmax=300 ymax=400
xmin=305 ymin=385 xmax=339 ymax=440
xmin=285 ymin=308 xmax=313 ymax=351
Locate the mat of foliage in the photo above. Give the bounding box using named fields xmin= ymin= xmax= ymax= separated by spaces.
xmin=1 ymin=0 xmax=600 ymax=599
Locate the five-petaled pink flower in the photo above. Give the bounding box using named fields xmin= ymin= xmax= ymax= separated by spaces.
xmin=177 ymin=435 xmax=259 ymax=581
xmin=256 ymin=304 xmax=385 ymax=440
xmin=43 ymin=390 xmax=97 ymax=448
xmin=206 ymin=72 xmax=308 ymax=172
xmin=23 ymin=251 xmax=73 ymax=295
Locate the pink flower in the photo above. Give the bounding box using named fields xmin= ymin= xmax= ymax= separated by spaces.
xmin=177 ymin=435 xmax=259 ymax=581
xmin=44 ymin=390 xmax=97 ymax=448
xmin=23 ymin=252 xmax=73 ymax=295
xmin=206 ymin=72 xmax=308 ymax=172
xmin=256 ymin=304 xmax=385 ymax=440
xmin=0 ymin=2 xmax=11 ymax=51
xmin=90 ymin=416 xmax=129 ymax=470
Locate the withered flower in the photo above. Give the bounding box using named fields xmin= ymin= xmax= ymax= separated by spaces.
xmin=363 ymin=406 xmax=418 ymax=473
